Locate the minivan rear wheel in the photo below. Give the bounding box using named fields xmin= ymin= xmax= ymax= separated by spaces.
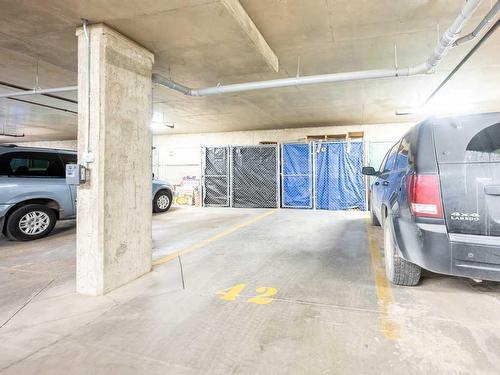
xmin=5 ymin=204 xmax=57 ymax=241
xmin=383 ymin=221 xmax=421 ymax=286
xmin=153 ymin=190 xmax=172 ymax=213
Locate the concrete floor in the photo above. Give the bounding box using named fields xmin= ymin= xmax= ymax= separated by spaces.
xmin=1 ymin=207 xmax=500 ymax=374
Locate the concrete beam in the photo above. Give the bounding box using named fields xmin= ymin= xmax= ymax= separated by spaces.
xmin=220 ymin=0 xmax=279 ymax=72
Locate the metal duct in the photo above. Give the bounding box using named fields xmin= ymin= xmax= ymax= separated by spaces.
xmin=154 ymin=0 xmax=483 ymax=96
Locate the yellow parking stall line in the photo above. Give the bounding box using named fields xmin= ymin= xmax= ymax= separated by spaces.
xmin=365 ymin=217 xmax=400 ymax=340
xmin=153 ymin=210 xmax=278 ymax=266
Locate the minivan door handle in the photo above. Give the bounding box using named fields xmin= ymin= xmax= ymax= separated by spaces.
xmin=382 ymin=181 xmax=389 ymax=186
xmin=485 ymin=185 xmax=500 ymax=196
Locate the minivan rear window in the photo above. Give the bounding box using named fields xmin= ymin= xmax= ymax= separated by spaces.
xmin=433 ymin=115 xmax=500 ymax=164
xmin=0 ymin=152 xmax=65 ymax=177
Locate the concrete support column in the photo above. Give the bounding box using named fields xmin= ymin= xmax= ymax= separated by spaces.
xmin=76 ymin=24 xmax=154 ymax=295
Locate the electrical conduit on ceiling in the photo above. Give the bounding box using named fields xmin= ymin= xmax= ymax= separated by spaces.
xmin=0 ymin=86 xmax=78 ymax=99
xmin=453 ymin=0 xmax=500 ymax=46
xmin=0 ymin=0 xmax=496 ymax=101
xmin=153 ymin=0 xmax=486 ymax=96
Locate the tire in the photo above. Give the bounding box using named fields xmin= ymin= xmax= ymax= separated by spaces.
xmin=383 ymin=220 xmax=421 ymax=286
xmin=5 ymin=204 xmax=57 ymax=241
xmin=370 ymin=209 xmax=380 ymax=226
xmin=153 ymin=190 xmax=172 ymax=213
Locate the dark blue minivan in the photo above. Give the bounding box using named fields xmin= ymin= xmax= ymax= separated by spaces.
xmin=363 ymin=113 xmax=500 ymax=286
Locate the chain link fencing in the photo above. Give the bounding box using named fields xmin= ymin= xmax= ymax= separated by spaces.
xmin=281 ymin=143 xmax=313 ymax=208
xmin=200 ymin=141 xmax=368 ymax=211
xmin=201 ymin=146 xmax=230 ymax=207
xmin=313 ymin=141 xmax=366 ymax=210
xmin=231 ymin=145 xmax=280 ymax=208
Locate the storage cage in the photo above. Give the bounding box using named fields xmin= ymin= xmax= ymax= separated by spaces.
xmin=201 ymin=146 xmax=230 ymax=207
xmin=312 ymin=141 xmax=366 ymax=210
xmin=281 ymin=143 xmax=313 ymax=208
xmin=231 ymin=145 xmax=280 ymax=208
xmin=201 ymin=141 xmax=368 ymax=211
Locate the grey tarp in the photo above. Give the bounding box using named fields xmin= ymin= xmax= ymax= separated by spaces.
xmin=202 ymin=146 xmax=229 ymax=206
xmin=231 ymin=145 xmax=279 ymax=208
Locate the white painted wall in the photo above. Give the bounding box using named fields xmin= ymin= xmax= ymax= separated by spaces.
xmin=153 ymin=122 xmax=414 ymax=184
xmin=7 ymin=122 xmax=414 ymax=185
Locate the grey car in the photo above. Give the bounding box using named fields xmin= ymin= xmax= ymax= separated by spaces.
xmin=0 ymin=145 xmax=173 ymax=241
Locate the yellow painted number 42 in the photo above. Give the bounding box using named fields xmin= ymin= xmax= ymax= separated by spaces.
xmin=218 ymin=284 xmax=278 ymax=305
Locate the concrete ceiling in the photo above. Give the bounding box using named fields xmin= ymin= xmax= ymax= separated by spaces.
xmin=0 ymin=0 xmax=498 ymax=142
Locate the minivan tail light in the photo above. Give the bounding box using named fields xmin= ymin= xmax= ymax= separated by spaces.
xmin=407 ymin=174 xmax=444 ymax=219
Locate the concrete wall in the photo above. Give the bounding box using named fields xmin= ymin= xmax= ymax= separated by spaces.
xmin=5 ymin=140 xmax=77 ymax=150
xmin=152 ymin=122 xmax=414 ymax=184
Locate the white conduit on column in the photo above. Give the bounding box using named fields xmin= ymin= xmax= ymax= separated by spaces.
xmin=82 ymin=19 xmax=94 ymax=164
xmin=153 ymin=0 xmax=483 ymax=96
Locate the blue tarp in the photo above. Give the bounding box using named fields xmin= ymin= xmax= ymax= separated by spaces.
xmin=282 ymin=143 xmax=312 ymax=208
xmin=315 ymin=142 xmax=365 ymax=210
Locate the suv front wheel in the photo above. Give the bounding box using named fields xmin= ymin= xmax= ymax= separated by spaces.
xmin=383 ymin=219 xmax=421 ymax=286
xmin=5 ymin=204 xmax=57 ymax=241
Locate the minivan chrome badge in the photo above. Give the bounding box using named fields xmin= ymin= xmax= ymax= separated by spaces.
xmin=450 ymin=212 xmax=480 ymax=221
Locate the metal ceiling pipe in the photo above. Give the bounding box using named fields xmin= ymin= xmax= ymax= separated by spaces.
xmin=7 ymin=97 xmax=78 ymax=114
xmin=0 ymin=86 xmax=77 ymax=99
xmin=453 ymin=0 xmax=499 ymax=47
xmin=153 ymin=78 xmax=192 ymax=95
xmin=420 ymin=0 xmax=483 ymax=70
xmin=424 ymin=17 xmax=499 ymax=107
xmin=0 ymin=132 xmax=25 ymax=138
xmin=153 ymin=69 xmax=400 ymax=96
xmin=154 ymin=0 xmax=482 ymax=96
xmin=0 ymin=81 xmax=77 ymax=103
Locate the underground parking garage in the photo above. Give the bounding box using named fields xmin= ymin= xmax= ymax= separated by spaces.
xmin=0 ymin=0 xmax=500 ymax=373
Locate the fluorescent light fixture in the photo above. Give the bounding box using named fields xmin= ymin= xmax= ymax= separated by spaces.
xmin=395 ymin=107 xmax=420 ymax=116
xmin=396 ymin=101 xmax=475 ymax=117
xmin=150 ymin=111 xmax=174 ymax=130
xmin=150 ymin=121 xmax=174 ymax=130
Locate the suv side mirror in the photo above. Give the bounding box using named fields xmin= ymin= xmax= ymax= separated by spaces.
xmin=362 ymin=166 xmax=378 ymax=176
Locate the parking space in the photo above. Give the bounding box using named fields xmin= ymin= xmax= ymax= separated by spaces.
xmin=1 ymin=207 xmax=500 ymax=374
xmin=1 ymin=1 xmax=500 ymax=373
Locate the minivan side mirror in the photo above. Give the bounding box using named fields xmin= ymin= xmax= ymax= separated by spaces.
xmin=362 ymin=166 xmax=379 ymax=176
